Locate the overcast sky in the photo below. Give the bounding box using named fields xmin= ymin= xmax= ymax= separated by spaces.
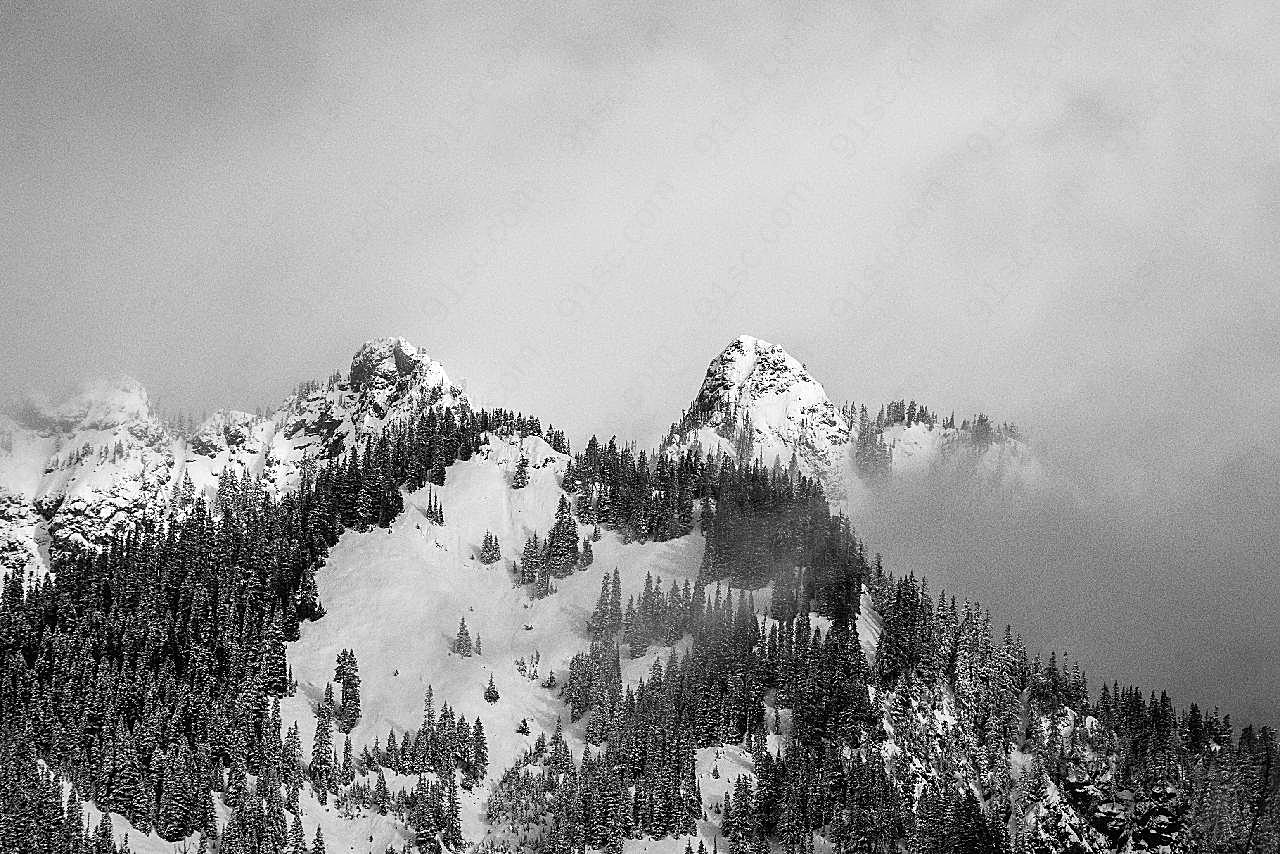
xmin=3 ymin=1 xmax=1278 ymax=723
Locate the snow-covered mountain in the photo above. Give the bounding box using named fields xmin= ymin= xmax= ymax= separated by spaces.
xmin=661 ymin=335 xmax=854 ymax=498
xmin=0 ymin=333 xmax=1040 ymax=579
xmin=0 ymin=377 xmax=176 ymax=575
xmin=51 ymin=400 xmax=889 ymax=854
xmin=661 ymin=335 xmax=1043 ymax=505
xmin=0 ymin=336 xmax=467 ymax=578
xmin=2 ymin=334 xmax=1236 ymax=854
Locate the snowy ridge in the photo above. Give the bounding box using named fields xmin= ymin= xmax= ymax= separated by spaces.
xmin=0 ymin=337 xmax=469 ymax=579
xmin=663 ymin=335 xmax=1044 ymax=510
xmin=179 ymin=338 xmax=468 ymax=501
xmin=0 ymin=378 xmax=176 ymax=575
xmin=878 ymin=420 xmax=1044 ymax=493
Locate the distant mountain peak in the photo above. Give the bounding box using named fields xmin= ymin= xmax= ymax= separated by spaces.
xmin=11 ymin=376 xmax=155 ymax=434
xmin=0 ymin=337 xmax=473 ymax=577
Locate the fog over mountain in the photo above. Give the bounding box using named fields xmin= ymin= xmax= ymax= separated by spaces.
xmin=854 ymin=453 xmax=1280 ymax=729
xmin=2 ymin=0 xmax=1277 ymax=772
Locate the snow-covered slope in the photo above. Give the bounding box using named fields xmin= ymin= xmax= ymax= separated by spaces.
xmin=881 ymin=419 xmax=1043 ymax=493
xmin=81 ymin=422 xmax=884 ymax=854
xmin=279 ymin=432 xmax=709 ymax=849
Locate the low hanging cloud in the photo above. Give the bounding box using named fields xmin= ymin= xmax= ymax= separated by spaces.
xmin=853 ymin=444 xmax=1280 ymax=727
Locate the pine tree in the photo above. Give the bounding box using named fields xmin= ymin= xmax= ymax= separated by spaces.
xmin=479 ymin=531 xmax=502 ymax=564
xmin=609 ymin=568 xmax=623 ymax=634
xmin=264 ymin=606 xmax=290 ymax=696
xmin=518 ymin=533 xmax=543 ymax=586
xmin=443 ymin=775 xmax=464 ymax=849
xmin=311 ymin=703 xmax=334 ymax=801
xmin=335 ymin=649 xmax=361 ymax=733
xmin=623 ymin=596 xmax=647 ymax=658
xmin=289 ymin=812 xmax=307 ymax=854
xmin=512 ymin=454 xmax=530 ymax=489
xmin=472 ymin=718 xmax=489 ymax=780
xmin=547 ymin=495 xmax=580 ymax=577
xmin=484 ymin=675 xmax=500 ymax=704
xmin=455 ymin=618 xmax=473 ymax=657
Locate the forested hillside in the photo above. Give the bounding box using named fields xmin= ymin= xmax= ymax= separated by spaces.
xmin=0 ymin=337 xmax=1274 ymax=854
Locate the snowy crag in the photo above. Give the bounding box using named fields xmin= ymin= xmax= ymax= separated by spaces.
xmin=661 ymin=335 xmax=1042 ymax=508
xmin=0 ymin=335 xmax=1271 ymax=854
xmin=0 ymin=337 xmax=464 ymax=579
xmin=0 ymin=377 xmax=177 ymax=576
xmin=661 ymin=335 xmax=854 ymax=500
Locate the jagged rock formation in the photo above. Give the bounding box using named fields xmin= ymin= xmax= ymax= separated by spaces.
xmin=0 ymin=378 xmax=175 ymax=575
xmin=0 ymin=337 xmax=467 ymax=577
xmin=663 ymin=335 xmax=1043 ymax=505
xmin=661 ymin=335 xmax=853 ymax=498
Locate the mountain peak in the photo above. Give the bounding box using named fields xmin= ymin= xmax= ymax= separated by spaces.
xmin=11 ymin=376 xmax=155 ymax=434
xmin=349 ymin=336 xmax=443 ymax=392
xmin=665 ymin=336 xmax=851 ymax=498
xmin=697 ymin=335 xmax=825 ymax=413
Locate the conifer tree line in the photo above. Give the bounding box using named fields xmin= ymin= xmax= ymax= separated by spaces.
xmin=561 ymin=437 xmax=698 ymax=544
xmin=310 ymin=683 xmax=487 ymax=851
xmin=490 ymin=577 xmax=882 ymax=854
xmin=498 ymin=471 xmax=1277 ymax=854
xmin=0 ymin=463 xmax=337 ymax=849
xmin=835 ymin=399 xmax=1024 ymax=481
xmin=295 ymin=405 xmax=562 ymax=535
xmin=2 ymin=379 xmax=1277 ymax=854
xmin=0 ymin=398 xmax=554 ymax=849
xmin=563 ymin=436 xmax=859 ymax=601
xmin=493 ymin=554 xmax=1278 ymax=854
xmin=539 ymin=447 xmax=849 ymax=605
xmin=514 ymin=497 xmax=599 ymax=597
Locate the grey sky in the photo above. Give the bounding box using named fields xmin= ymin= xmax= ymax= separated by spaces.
xmin=2 ymin=2 xmax=1278 ymax=722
